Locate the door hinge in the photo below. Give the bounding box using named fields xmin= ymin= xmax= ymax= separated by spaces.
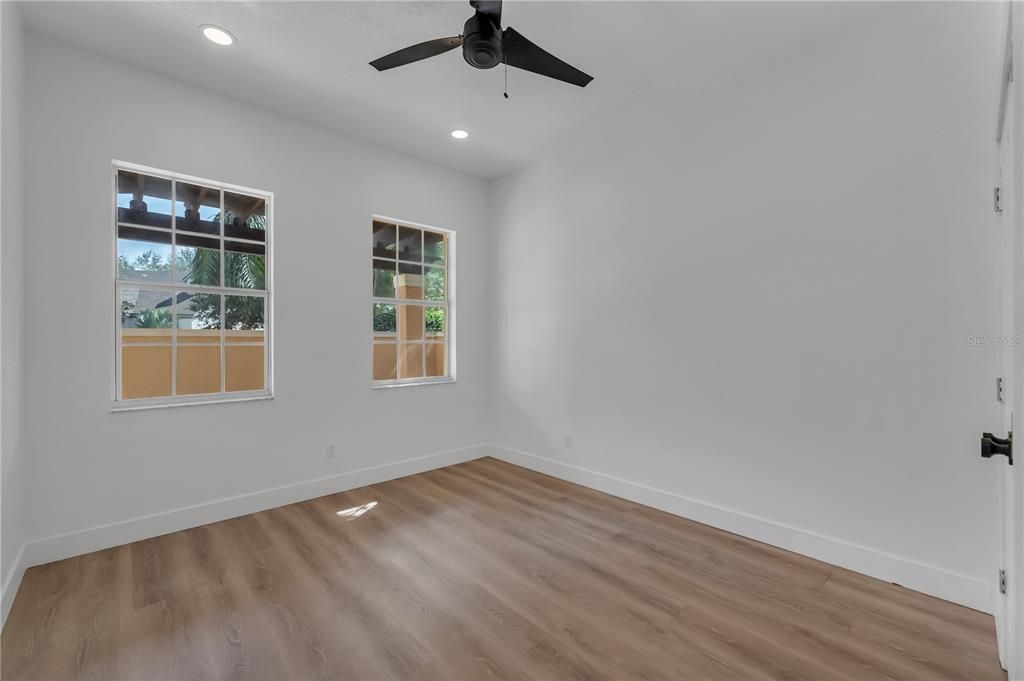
xmin=997 ymin=377 xmax=1005 ymax=402
xmin=995 ymin=186 xmax=1004 ymax=213
xmin=999 ymin=569 xmax=1008 ymax=595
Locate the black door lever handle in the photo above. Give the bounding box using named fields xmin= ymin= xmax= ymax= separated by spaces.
xmin=981 ymin=431 xmax=1013 ymax=465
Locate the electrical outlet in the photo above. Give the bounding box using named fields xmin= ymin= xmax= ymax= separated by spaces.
xmin=563 ymin=434 xmax=572 ymax=448
xmin=326 ymin=443 xmax=337 ymax=460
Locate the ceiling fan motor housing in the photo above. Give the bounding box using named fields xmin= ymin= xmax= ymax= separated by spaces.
xmin=462 ymin=12 xmax=502 ymax=69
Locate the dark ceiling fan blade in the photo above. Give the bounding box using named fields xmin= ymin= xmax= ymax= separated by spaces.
xmin=501 ymin=27 xmax=592 ymax=87
xmin=470 ymin=0 xmax=501 ymax=25
xmin=369 ymin=36 xmax=463 ymax=71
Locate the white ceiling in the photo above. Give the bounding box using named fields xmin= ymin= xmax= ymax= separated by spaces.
xmin=19 ymin=1 xmax=872 ymax=179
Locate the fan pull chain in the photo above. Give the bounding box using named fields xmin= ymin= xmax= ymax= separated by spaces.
xmin=504 ymin=60 xmax=509 ymax=99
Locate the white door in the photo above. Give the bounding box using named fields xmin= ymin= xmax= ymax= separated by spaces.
xmin=1010 ymin=3 xmax=1024 ymax=670
xmin=997 ymin=3 xmax=1022 ymax=675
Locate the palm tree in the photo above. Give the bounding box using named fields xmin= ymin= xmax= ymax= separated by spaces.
xmin=181 ymin=243 xmax=266 ymax=330
xmin=225 ymin=250 xmax=265 ymax=290
xmin=178 ymin=247 xmax=218 ymax=287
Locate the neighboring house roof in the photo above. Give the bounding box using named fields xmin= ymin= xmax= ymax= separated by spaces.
xmin=122 ymin=287 xmax=197 ymax=328
xmin=122 ymin=287 xmax=193 ymax=311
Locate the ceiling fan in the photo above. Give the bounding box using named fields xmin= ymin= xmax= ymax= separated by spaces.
xmin=369 ymin=0 xmax=593 ymax=88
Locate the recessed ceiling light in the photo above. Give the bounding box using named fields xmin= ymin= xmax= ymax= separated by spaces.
xmin=451 ymin=129 xmax=469 ymax=140
xmin=201 ymin=25 xmax=235 ymax=46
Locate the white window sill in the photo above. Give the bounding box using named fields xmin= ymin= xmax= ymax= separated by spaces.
xmin=372 ymin=378 xmax=456 ymax=390
xmin=111 ymin=392 xmax=274 ymax=412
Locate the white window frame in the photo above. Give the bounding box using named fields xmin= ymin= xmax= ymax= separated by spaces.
xmin=111 ymin=160 xmax=274 ymax=411
xmin=371 ymin=215 xmax=456 ymax=389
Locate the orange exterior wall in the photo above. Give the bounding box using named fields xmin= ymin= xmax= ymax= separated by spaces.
xmin=120 ymin=329 xmax=265 ymax=399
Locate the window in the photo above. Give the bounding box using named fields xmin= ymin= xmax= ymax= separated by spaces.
xmin=114 ymin=162 xmax=272 ymax=407
xmin=372 ymin=217 xmax=453 ymax=386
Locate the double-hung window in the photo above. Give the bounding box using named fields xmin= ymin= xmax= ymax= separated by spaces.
xmin=372 ymin=217 xmax=453 ymax=386
xmin=114 ymin=162 xmax=272 ymax=407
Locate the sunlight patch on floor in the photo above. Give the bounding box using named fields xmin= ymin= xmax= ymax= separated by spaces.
xmin=336 ymin=501 xmax=377 ymax=520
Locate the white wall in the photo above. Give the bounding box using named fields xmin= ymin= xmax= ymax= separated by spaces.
xmin=19 ymin=33 xmax=493 ymax=553
xmin=491 ymin=2 xmax=1003 ymax=608
xmin=1 ymin=1 xmax=27 ymax=621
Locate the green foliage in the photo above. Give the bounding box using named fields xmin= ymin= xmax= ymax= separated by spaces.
xmin=371 ymin=305 xmax=443 ymax=334
xmin=225 ymin=252 xmax=266 ymax=290
xmin=118 ymin=250 xmax=170 ymax=277
xmin=133 ymin=308 xmax=172 ymax=328
xmin=425 ymin=307 xmax=445 ymax=333
xmin=187 ymin=293 xmax=221 ymax=329
xmin=180 ymin=243 xmax=266 ymax=330
xmin=177 ymin=247 xmax=219 ymax=287
xmin=226 ymin=295 xmax=265 ymax=330
xmin=374 ymin=304 xmax=396 ymax=332
xmin=373 ymin=268 xmax=395 ymax=297
xmin=425 ymin=268 xmax=445 ymax=301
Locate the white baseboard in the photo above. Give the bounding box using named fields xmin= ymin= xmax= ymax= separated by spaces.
xmin=4 ymin=443 xmax=488 ymax=628
xmin=1 ymin=542 xmax=28 ymax=630
xmin=994 ymin=592 xmax=1008 ymax=671
xmin=490 ymin=445 xmax=993 ymax=614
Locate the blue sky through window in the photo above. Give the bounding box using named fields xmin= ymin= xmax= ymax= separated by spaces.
xmin=118 ymin=238 xmax=168 ymax=264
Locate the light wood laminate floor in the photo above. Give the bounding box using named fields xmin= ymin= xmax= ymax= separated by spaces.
xmin=1 ymin=457 xmax=1006 ymax=681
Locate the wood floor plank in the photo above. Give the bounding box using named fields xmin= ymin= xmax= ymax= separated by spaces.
xmin=1 ymin=457 xmax=1007 ymax=681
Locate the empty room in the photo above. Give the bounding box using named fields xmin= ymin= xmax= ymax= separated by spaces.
xmin=1 ymin=0 xmax=1022 ymax=679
